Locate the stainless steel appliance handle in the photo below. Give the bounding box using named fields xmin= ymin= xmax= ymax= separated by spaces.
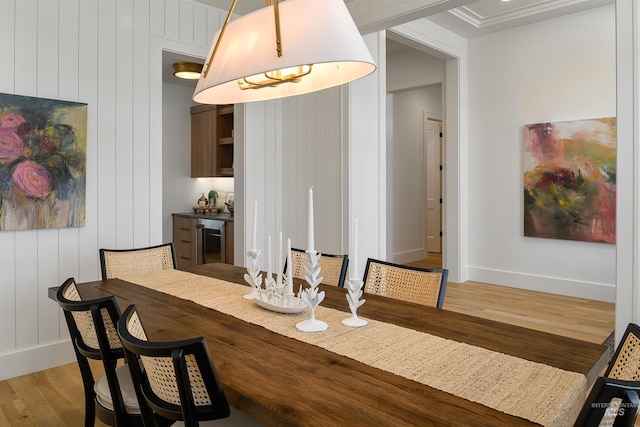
xmin=195 ymin=223 xmax=204 ymax=265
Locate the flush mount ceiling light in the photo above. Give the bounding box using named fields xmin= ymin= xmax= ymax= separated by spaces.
xmin=193 ymin=0 xmax=377 ymax=104
xmin=173 ymin=62 xmax=203 ymax=80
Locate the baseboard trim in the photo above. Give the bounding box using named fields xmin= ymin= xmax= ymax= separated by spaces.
xmin=0 ymin=340 xmax=76 ymax=381
xmin=467 ymin=267 xmax=615 ymax=303
xmin=393 ymin=249 xmax=426 ymax=264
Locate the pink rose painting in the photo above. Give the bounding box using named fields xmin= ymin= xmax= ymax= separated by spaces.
xmin=0 ymin=93 xmax=87 ymax=230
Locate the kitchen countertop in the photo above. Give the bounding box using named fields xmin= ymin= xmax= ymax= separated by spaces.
xmin=172 ymin=211 xmax=234 ymax=222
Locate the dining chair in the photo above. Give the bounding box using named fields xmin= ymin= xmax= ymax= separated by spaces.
xmin=285 ymin=248 xmax=349 ymax=288
xmin=604 ymin=323 xmax=640 ymax=380
xmin=117 ymin=304 xmax=231 ymax=427
xmin=100 ymin=243 xmax=177 ymax=280
xmin=362 ymin=258 xmax=448 ymax=308
xmin=55 ymin=277 xmax=145 ymax=427
xmin=573 ymin=377 xmax=640 ymax=427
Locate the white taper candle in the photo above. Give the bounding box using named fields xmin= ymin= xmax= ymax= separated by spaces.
xmin=351 ymin=218 xmax=358 ymax=279
xmin=287 ymin=238 xmax=294 ymax=294
xmin=276 ymin=231 xmax=283 ymax=286
xmin=267 ymin=235 xmax=272 ymax=282
xmin=251 ymin=201 xmax=257 ymax=251
xmin=307 ymin=187 xmax=314 ymax=252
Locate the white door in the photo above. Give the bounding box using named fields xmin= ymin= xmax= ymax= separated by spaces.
xmin=424 ymin=115 xmax=442 ymax=254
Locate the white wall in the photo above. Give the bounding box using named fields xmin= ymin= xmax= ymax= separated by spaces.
xmin=387 ymin=47 xmax=444 ymax=92
xmin=389 ymin=86 xmax=442 ymax=262
xmin=0 ymin=0 xmax=225 ymax=380
xmin=467 ymin=5 xmax=616 ymax=302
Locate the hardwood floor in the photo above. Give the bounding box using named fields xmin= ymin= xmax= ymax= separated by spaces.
xmin=407 ymin=253 xmax=615 ymax=345
xmin=0 ymin=256 xmax=615 ymax=426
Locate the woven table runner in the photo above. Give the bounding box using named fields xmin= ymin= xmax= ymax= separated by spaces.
xmin=118 ymin=269 xmax=587 ymax=427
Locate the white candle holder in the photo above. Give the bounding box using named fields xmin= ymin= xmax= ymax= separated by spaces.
xmin=296 ymin=251 xmax=328 ymax=332
xmin=243 ymin=249 xmax=262 ymax=300
xmin=342 ymin=278 xmax=367 ymax=327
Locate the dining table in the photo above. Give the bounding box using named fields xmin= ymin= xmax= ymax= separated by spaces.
xmin=49 ymin=262 xmax=609 ymax=427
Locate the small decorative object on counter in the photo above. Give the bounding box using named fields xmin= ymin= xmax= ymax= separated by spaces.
xmin=225 ymin=201 xmax=234 ymax=216
xmin=198 ymin=193 xmax=207 ymax=207
xmin=208 ymin=190 xmax=218 ymax=207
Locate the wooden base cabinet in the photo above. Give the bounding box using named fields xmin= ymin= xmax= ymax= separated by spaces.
xmin=173 ymin=215 xmax=234 ymax=269
xmin=225 ymin=221 xmax=234 ymax=265
xmin=173 ymin=216 xmax=197 ymax=269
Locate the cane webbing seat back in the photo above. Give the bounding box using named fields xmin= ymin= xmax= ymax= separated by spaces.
xmin=117 ymin=304 xmax=230 ymax=426
xmin=287 ymin=248 xmax=349 ymax=288
xmin=100 ymin=243 xmax=177 ymax=280
xmin=362 ymin=258 xmax=448 ymax=308
xmin=55 ymin=277 xmax=143 ymax=427
xmin=606 ymin=324 xmax=640 ymax=381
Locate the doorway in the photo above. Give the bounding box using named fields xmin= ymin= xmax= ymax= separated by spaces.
xmin=423 ymin=115 xmax=442 ymax=256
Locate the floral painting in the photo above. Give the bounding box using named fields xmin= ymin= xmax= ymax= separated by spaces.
xmin=523 ymin=117 xmax=616 ymax=243
xmin=0 ymin=93 xmax=87 ymax=231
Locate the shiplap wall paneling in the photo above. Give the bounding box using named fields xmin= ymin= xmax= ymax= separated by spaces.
xmin=280 ymin=89 xmax=344 ymax=255
xmin=77 ymin=0 xmax=100 ymax=283
xmin=58 ymin=0 xmax=82 ymax=342
xmin=245 ymin=102 xmax=268 ymax=268
xmin=0 ymin=0 xmax=17 ymax=354
xmin=115 ymin=0 xmax=136 ymax=249
xmin=348 ymin=32 xmax=385 ymax=279
xmin=165 ymin=0 xmax=181 ymax=41
xmin=96 ymin=0 xmax=117 ymax=251
xmin=35 ymin=0 xmax=63 ymax=345
xmin=242 ymin=101 xmax=283 ymax=271
xmin=132 ymin=0 xmax=153 ymax=247
xmin=13 ymin=0 xmax=40 ymax=351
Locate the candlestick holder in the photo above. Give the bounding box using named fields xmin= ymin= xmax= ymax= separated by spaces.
xmin=243 ymin=249 xmax=262 ymax=300
xmin=253 ymin=276 xmax=306 ymax=313
xmin=296 ymin=251 xmax=328 ymax=332
xmin=342 ymin=278 xmax=367 ymax=327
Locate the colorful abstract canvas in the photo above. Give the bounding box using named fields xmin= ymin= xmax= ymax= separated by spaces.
xmin=0 ymin=93 xmax=87 ymax=231
xmin=523 ymin=118 xmax=616 ymax=243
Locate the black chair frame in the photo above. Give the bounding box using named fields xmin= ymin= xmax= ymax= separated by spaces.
xmin=56 ymin=278 xmax=140 ymax=427
xmin=117 ymin=304 xmax=230 ymax=427
xmin=574 ymin=377 xmax=640 ymax=427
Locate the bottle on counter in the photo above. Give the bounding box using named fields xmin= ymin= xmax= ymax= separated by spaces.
xmin=198 ymin=193 xmax=207 ymax=207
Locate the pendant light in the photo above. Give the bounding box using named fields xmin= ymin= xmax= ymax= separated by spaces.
xmin=193 ymin=0 xmax=377 ymax=104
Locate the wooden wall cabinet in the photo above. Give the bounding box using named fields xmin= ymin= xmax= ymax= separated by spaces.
xmin=190 ymin=104 xmax=234 ymax=178
xmin=173 ymin=216 xmax=197 ymax=269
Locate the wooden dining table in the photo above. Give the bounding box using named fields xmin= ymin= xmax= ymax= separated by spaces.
xmin=49 ymin=263 xmax=609 ymax=427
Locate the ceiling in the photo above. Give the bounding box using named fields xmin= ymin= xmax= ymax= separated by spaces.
xmin=165 ymin=0 xmax=614 ymax=86
xmin=193 ymin=0 xmax=614 ymax=38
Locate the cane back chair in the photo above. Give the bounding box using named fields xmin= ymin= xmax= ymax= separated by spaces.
xmin=117 ymin=304 xmax=230 ymax=427
xmin=55 ymin=277 xmax=143 ymax=426
xmin=362 ymin=258 xmax=448 ymax=308
xmin=286 ymin=248 xmax=349 ymax=288
xmin=100 ymin=243 xmax=177 ymax=280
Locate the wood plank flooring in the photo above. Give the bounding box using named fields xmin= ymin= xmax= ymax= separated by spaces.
xmin=0 ymin=256 xmax=615 ymax=427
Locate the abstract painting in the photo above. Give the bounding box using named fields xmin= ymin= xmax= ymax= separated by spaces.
xmin=523 ymin=117 xmax=616 ymax=243
xmin=0 ymin=93 xmax=87 ymax=231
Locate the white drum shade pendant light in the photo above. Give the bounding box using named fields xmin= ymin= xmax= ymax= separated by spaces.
xmin=193 ymin=0 xmax=377 ymax=104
